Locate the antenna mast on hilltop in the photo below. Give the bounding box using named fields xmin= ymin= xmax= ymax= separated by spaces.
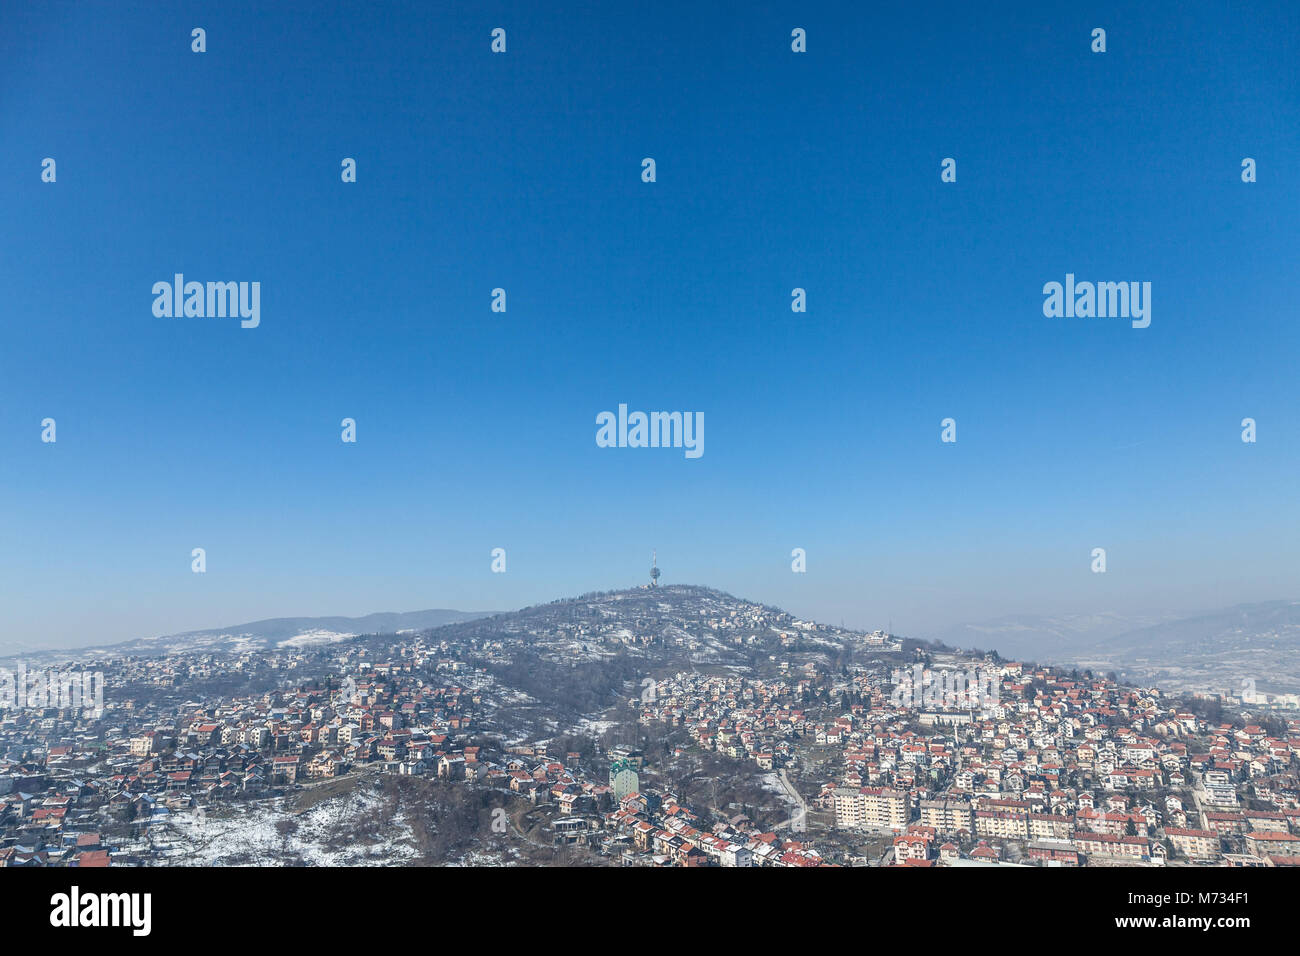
xmin=650 ymin=550 xmax=660 ymax=587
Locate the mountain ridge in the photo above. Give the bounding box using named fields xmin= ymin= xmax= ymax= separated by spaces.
xmin=9 ymin=587 xmax=1300 ymax=694
xmin=0 ymin=607 xmax=495 ymax=664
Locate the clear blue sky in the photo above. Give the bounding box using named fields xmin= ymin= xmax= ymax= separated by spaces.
xmin=2 ymin=0 xmax=1298 ymax=650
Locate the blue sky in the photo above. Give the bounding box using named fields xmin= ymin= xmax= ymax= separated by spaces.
xmin=2 ymin=0 xmax=1298 ymax=649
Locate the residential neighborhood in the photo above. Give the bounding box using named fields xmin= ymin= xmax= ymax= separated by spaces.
xmin=3 ymin=587 xmax=1299 ymax=868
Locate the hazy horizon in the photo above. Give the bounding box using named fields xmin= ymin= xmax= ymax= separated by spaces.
xmin=3 ymin=574 xmax=1291 ymax=660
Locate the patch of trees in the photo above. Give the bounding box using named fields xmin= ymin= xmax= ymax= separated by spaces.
xmin=381 ymin=776 xmax=504 ymax=863
xmin=488 ymin=649 xmax=642 ymax=720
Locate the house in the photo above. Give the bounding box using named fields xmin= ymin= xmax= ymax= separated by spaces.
xmin=893 ymin=833 xmax=930 ymax=862
xmin=720 ymin=843 xmax=752 ymax=867
xmin=270 ymin=756 xmax=301 ymax=785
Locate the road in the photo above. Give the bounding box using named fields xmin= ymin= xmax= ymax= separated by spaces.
xmin=773 ymin=769 xmax=809 ymax=832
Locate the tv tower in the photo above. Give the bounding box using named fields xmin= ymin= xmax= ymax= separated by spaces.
xmin=650 ymin=550 xmax=660 ymax=587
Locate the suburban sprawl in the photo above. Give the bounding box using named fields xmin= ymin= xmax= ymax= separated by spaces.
xmin=3 ymin=585 xmax=1299 ymax=868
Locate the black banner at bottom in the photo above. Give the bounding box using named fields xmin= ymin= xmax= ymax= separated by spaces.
xmin=0 ymin=864 xmax=1287 ymax=943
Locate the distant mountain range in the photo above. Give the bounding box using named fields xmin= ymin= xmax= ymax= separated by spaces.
xmin=0 ymin=608 xmax=494 ymax=664
xmin=932 ymin=600 xmax=1300 ymax=695
xmin=8 ymin=590 xmax=1300 ymax=696
xmin=929 ymin=610 xmax=1184 ymax=661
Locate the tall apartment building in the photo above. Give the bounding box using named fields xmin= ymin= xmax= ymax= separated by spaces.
xmin=1165 ymin=827 xmax=1222 ymax=860
xmin=834 ymin=787 xmax=909 ymax=831
xmin=975 ymin=809 xmax=1029 ymax=840
xmin=919 ymin=798 xmax=974 ymax=834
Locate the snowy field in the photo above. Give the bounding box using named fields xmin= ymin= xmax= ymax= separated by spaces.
xmin=155 ymin=786 xmax=418 ymax=866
